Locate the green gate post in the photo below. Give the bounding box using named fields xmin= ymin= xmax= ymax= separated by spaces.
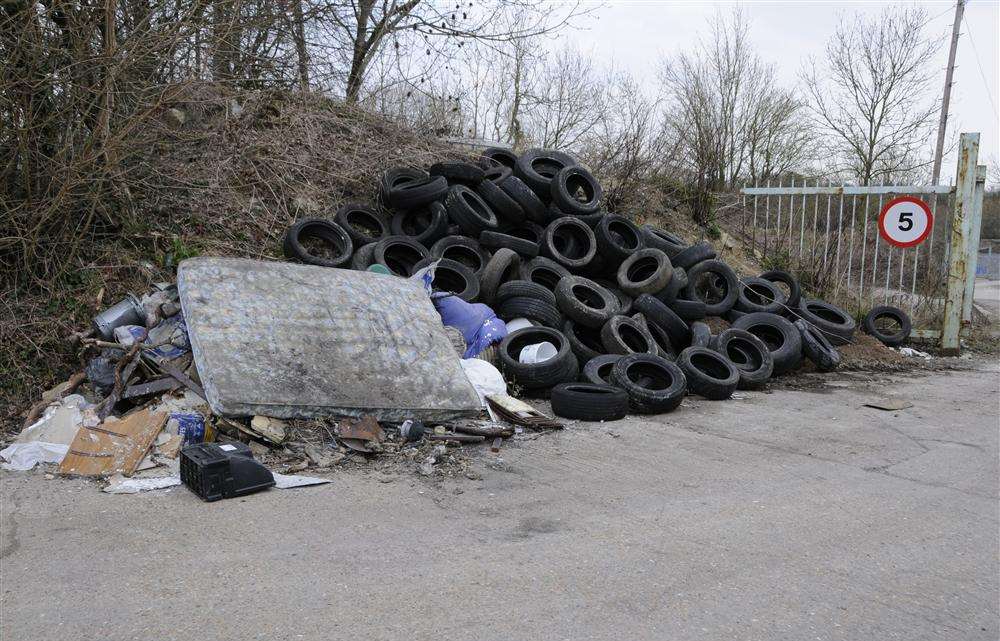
xmin=961 ymin=164 xmax=988 ymax=323
xmin=940 ymin=132 xmax=980 ymax=355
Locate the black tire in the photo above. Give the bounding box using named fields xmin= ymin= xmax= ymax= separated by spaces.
xmin=519 ymin=256 xmax=571 ymax=293
xmin=555 ymin=276 xmax=621 ymax=328
xmin=498 ymin=326 xmax=578 ymax=390
xmin=381 ymin=169 xmax=447 ymax=210
xmin=672 ymin=241 xmax=716 ymax=269
xmin=723 ymin=308 xmax=748 ymax=323
xmin=549 ymin=203 xmax=603 ymax=228
xmin=670 ymin=298 xmax=707 ymax=321
xmin=335 ymin=203 xmax=391 ymax=247
xmin=496 ymin=296 xmax=563 ymax=329
xmin=595 ymin=214 xmax=645 ymax=265
xmin=682 ymin=259 xmax=738 ymax=316
xmin=595 ymin=280 xmax=633 ymax=315
xmin=479 ymin=147 xmax=518 ymax=170
xmin=543 ymin=217 xmax=597 ymax=271
xmin=732 ymin=312 xmax=803 ymax=376
xmin=430 ymin=161 xmax=485 ymax=186
xmin=610 ymin=354 xmax=687 ymax=414
xmin=677 ymin=347 xmax=739 ymax=400
xmin=655 ymin=267 xmax=687 ymax=305
xmin=633 ymin=294 xmax=690 ymax=350
xmin=641 ymin=225 xmax=686 ymax=258
xmin=582 ymin=354 xmax=623 ymax=387
xmin=564 ymin=319 xmax=607 ymax=364
xmin=413 ymin=258 xmax=480 ymax=301
xmin=616 ymin=248 xmax=672 ymax=297
xmin=476 ymin=178 xmax=525 ymax=224
xmin=690 ymin=321 xmax=712 ymax=347
xmin=639 ymin=317 xmax=678 ymax=361
xmin=514 ymin=148 xmax=577 ymax=200
xmin=796 ymin=299 xmax=856 ymax=346
xmin=736 ymin=277 xmax=787 ymax=314
xmin=551 ymin=383 xmax=628 ymax=421
xmin=478 ymin=247 xmax=521 ymax=304
xmin=712 ymin=329 xmax=773 ymax=389
xmin=282 ymin=219 xmax=353 ymax=268
xmin=430 ymin=235 xmax=491 ymax=277
xmin=479 ymin=230 xmax=539 ymax=258
xmin=600 ymin=315 xmax=658 ymax=356
xmin=550 ymin=166 xmax=602 ymax=215
xmin=759 ymin=269 xmax=801 ymax=309
xmin=373 ymin=235 xmax=430 ymax=276
xmin=795 ymin=319 xmax=841 ymax=372
xmin=499 ymin=175 xmax=547 ymax=224
xmin=862 ymin=306 xmax=911 ymax=347
xmin=350 ymin=242 xmax=377 ymax=270
xmin=501 ymin=221 xmax=545 ymax=245
xmin=389 ymin=201 xmax=449 ymax=246
xmin=378 ymin=167 xmax=427 ymax=205
xmin=496 ymin=279 xmax=557 ymax=307
xmin=444 ymin=185 xmax=500 ymax=236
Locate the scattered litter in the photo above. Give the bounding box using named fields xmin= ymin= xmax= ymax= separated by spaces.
xmin=59 ymin=409 xmax=168 ymax=477
xmin=180 ymin=441 xmax=275 ymax=502
xmin=519 ymin=341 xmax=557 ymax=364
xmin=899 ymin=347 xmax=932 ymax=359
xmin=92 ymin=294 xmax=143 ymax=340
xmin=486 ymin=394 xmax=563 ymax=430
xmin=15 ymin=394 xmax=87 ymax=446
xmin=272 ymin=472 xmax=331 ymax=489
xmin=103 ymin=474 xmax=181 ymax=494
xmin=169 ymin=413 xmax=208 ymax=445
xmin=249 ymin=415 xmax=287 ymax=444
xmin=863 ymin=398 xmax=914 ymax=411
xmin=399 ymin=419 xmax=426 ymax=442
xmin=1 ymin=442 xmax=70 ymax=471
xmin=460 ymin=358 xmax=507 ymax=421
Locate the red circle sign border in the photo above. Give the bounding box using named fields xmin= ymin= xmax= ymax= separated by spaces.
xmin=878 ymin=196 xmax=934 ymax=248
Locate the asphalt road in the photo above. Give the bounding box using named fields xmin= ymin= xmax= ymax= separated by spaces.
xmin=2 ymin=363 xmax=998 ymax=641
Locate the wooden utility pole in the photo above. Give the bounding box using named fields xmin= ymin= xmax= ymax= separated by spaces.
xmin=932 ymin=0 xmax=965 ymax=185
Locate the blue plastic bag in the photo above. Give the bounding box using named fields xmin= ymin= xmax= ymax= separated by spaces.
xmin=431 ymin=293 xmax=507 ymax=358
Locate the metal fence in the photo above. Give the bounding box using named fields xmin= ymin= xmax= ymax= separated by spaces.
xmin=735 ymin=182 xmax=955 ymax=327
xmin=734 ymin=132 xmax=986 ymax=351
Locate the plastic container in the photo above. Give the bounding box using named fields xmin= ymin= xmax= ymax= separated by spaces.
xmin=505 ymin=318 xmax=534 ymax=333
xmin=519 ymin=341 xmax=557 ymax=364
xmin=179 ymin=442 xmax=274 ymax=502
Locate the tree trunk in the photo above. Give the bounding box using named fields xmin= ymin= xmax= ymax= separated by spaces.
xmin=290 ymin=0 xmax=309 ymax=90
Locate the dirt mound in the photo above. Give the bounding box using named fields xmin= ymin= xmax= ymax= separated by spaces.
xmin=2 ymin=88 xmax=458 ymax=432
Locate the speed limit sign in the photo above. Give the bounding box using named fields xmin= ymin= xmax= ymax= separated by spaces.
xmin=879 ymin=196 xmax=933 ymax=248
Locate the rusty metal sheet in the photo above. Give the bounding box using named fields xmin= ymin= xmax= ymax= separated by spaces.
xmin=177 ymin=257 xmax=480 ymax=421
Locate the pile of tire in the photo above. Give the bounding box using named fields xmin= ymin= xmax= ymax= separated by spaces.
xmin=282 ymin=146 xmax=903 ymax=423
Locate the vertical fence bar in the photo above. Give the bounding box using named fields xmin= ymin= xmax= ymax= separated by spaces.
xmin=764 ymin=179 xmax=771 ymax=256
xmin=871 ymin=182 xmax=885 ymax=291
xmin=751 ymin=183 xmax=759 ymax=255
xmin=833 ymin=192 xmax=845 ymax=298
xmin=941 ymin=132 xmax=981 ymax=354
xmin=822 ymin=188 xmax=832 ymax=273
xmin=847 ymin=194 xmax=858 ymax=304
xmin=776 ymin=179 xmax=784 ymax=257
xmin=809 ymin=181 xmax=819 ymax=272
xmin=858 ymin=191 xmax=871 ymax=301
xmin=909 ymin=191 xmax=938 ymax=316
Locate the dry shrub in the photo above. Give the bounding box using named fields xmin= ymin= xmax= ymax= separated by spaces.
xmin=1 ymin=85 xmax=458 ymax=432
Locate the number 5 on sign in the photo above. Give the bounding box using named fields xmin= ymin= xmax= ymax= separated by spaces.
xmin=879 ymin=196 xmax=933 ymax=248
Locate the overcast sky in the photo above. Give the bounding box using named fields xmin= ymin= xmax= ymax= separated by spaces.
xmin=558 ymin=0 xmax=999 ymax=183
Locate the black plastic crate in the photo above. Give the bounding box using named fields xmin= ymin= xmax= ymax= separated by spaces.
xmin=180 ymin=442 xmax=274 ymax=502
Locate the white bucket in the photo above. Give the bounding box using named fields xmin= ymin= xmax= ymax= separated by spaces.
xmin=519 ymin=341 xmax=557 ymax=364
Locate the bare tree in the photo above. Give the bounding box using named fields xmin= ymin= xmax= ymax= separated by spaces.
xmin=801 ymin=5 xmax=943 ymax=185
xmin=305 ymin=0 xmax=587 ymax=103
xmin=659 ymin=8 xmax=809 ymax=190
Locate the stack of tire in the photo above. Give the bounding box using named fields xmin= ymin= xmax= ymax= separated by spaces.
xmin=281 ymin=146 xmax=866 ymax=424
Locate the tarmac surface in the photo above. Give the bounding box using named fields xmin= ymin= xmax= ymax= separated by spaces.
xmin=2 ymin=361 xmax=998 ymax=641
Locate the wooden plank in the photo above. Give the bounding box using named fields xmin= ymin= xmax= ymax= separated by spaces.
xmin=59 ymin=409 xmax=168 ymax=477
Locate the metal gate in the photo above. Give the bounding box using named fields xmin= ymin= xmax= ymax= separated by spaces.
xmin=737 ymin=132 xmax=986 ymax=353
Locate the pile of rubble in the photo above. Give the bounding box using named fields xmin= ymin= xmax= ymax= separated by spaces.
xmin=3 ymin=145 xmax=914 ymax=499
